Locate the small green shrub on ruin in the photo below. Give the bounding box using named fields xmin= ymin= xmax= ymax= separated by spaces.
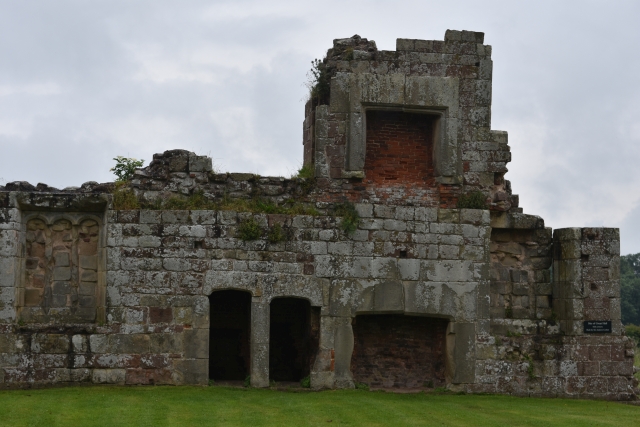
xmin=457 ymin=190 xmax=488 ymax=209
xmin=296 ymin=164 xmax=315 ymax=179
xmin=267 ymin=224 xmax=286 ymax=244
xmin=237 ymin=218 xmax=263 ymax=241
xmin=355 ymin=382 xmax=369 ymax=391
xmin=332 ymin=202 xmax=360 ymax=235
xmin=244 ymin=376 xmax=251 ymax=388
xmin=112 ymin=182 xmax=140 ymax=210
xmin=110 ymin=156 xmax=144 ymax=182
xmin=524 ymin=354 xmax=537 ymax=381
xmin=307 ymin=58 xmax=330 ymax=105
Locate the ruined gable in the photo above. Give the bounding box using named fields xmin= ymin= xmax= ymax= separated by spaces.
xmin=0 ymin=30 xmax=636 ymax=399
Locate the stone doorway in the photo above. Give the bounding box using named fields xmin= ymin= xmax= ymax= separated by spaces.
xmin=269 ymin=298 xmax=319 ymax=382
xmin=350 ymin=314 xmax=448 ymax=388
xmin=208 ymin=290 xmax=251 ymax=381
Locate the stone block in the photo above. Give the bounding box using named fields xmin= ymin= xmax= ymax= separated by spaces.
xmin=333 ymin=321 xmax=354 ymax=388
xmin=453 ymin=323 xmax=476 ymax=383
xmin=250 ymin=342 xmax=269 ymax=387
xmin=150 ymin=333 xmax=184 ymax=354
xmin=398 ymin=259 xmax=420 ymax=280
xmin=424 ymin=260 xmax=474 ymax=282
xmin=109 ymin=334 xmax=150 ymax=354
xmin=183 ymin=329 xmax=209 ymax=359
xmin=374 ymin=281 xmax=404 ymax=312
xmin=189 ymin=155 xmax=212 ymax=172
xmin=92 ymin=369 xmax=126 ymax=384
xmin=54 ymin=252 xmax=70 ymax=267
xmin=371 ymin=258 xmax=398 ymax=279
xmin=0 ymin=258 xmax=16 ymax=287
xmin=415 ymin=207 xmax=438 ymax=222
xmin=149 ymin=307 xmax=173 ymax=323
xmin=554 ymin=228 xmax=581 ymax=242
xmin=373 ymin=205 xmax=395 ymax=219
xmin=139 ymin=210 xmax=161 ymax=224
xmin=53 ymin=267 xmax=71 ymax=281
xmin=438 ymin=209 xmax=459 ymax=223
xmin=31 ymin=334 xmax=70 ymax=354
xmin=72 ymin=335 xmax=88 ymax=353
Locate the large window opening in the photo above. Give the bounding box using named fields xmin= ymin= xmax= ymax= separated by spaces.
xmin=364 ymin=110 xmax=436 ymax=186
xmin=269 ymin=298 xmax=320 ymax=382
xmin=208 ymin=290 xmax=251 ymax=381
xmin=351 ymin=314 xmax=448 ymax=388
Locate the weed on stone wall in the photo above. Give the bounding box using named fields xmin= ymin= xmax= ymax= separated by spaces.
xmin=163 ymin=190 xmax=216 ymax=210
xmin=112 ymin=182 xmax=140 ymax=210
xmin=343 ymin=47 xmax=354 ymax=61
xmin=267 ymin=224 xmax=287 ymax=244
xmin=237 ymin=218 xmax=263 ymax=241
xmin=523 ymin=354 xmax=537 ymax=381
xmin=295 ymin=164 xmax=314 ymax=179
xmin=457 ymin=190 xmax=488 ymax=209
xmin=332 ymin=202 xmax=360 ymax=235
xmin=505 ymin=307 xmax=513 ymax=319
xmin=129 ymin=189 xmax=320 ymax=216
xmin=307 ymin=58 xmax=330 ymax=105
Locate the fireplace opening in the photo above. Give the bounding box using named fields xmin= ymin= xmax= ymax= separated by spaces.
xmin=351 ymin=314 xmax=448 ymax=388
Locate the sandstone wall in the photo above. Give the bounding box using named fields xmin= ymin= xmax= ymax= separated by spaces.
xmin=0 ymin=29 xmax=636 ymax=399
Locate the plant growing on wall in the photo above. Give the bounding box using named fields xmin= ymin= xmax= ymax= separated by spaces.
xmin=267 ymin=224 xmax=286 ymax=244
xmin=306 ymin=58 xmax=330 ymax=105
xmin=237 ymin=218 xmax=263 ymax=241
xmin=332 ymin=202 xmax=361 ymax=235
xmin=110 ymin=156 xmax=144 ymax=182
xmin=296 ymin=164 xmax=314 ymax=179
xmin=457 ymin=190 xmax=488 ymax=209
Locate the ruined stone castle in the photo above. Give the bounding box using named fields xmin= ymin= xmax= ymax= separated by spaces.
xmin=0 ymin=30 xmax=637 ymax=399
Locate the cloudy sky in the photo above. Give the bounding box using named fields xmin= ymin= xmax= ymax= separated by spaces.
xmin=1 ymin=0 xmax=640 ymax=253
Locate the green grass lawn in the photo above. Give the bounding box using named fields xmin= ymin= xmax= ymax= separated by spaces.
xmin=0 ymin=386 xmax=638 ymax=427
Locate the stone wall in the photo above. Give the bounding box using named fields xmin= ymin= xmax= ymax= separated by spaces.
xmin=0 ymin=30 xmax=636 ymax=399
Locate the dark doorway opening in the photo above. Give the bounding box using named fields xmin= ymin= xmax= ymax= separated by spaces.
xmin=351 ymin=314 xmax=448 ymax=388
xmin=269 ymin=298 xmax=320 ymax=382
xmin=209 ymin=290 xmax=251 ymax=381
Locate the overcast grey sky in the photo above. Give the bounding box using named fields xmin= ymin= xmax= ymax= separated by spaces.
xmin=1 ymin=0 xmax=640 ymax=253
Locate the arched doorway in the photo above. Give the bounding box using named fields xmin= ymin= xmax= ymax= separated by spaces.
xmin=269 ymin=298 xmax=319 ymax=382
xmin=208 ymin=290 xmax=251 ymax=381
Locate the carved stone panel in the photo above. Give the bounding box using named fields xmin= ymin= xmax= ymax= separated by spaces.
xmin=20 ymin=214 xmax=104 ymax=323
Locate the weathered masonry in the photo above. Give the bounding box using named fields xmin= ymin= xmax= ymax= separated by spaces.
xmin=0 ymin=30 xmax=637 ymax=399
